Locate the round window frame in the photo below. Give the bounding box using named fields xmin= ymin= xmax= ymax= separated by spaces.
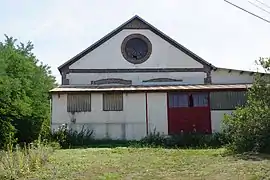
xmin=121 ymin=34 xmax=152 ymax=64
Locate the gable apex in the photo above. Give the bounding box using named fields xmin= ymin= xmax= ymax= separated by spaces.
xmin=58 ymin=15 xmax=215 ymax=72
xmin=123 ymin=15 xmax=150 ymax=29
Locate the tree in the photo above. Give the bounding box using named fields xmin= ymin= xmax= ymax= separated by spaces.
xmin=223 ymin=57 xmax=270 ymax=153
xmin=0 ymin=35 xmax=56 ymax=148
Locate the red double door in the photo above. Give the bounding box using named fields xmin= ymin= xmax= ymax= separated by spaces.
xmin=167 ymin=92 xmax=211 ymax=134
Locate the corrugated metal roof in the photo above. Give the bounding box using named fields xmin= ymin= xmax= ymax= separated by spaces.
xmin=50 ymin=84 xmax=252 ymax=93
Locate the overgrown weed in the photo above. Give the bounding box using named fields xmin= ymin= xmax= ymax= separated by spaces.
xmin=0 ymin=138 xmax=57 ymax=179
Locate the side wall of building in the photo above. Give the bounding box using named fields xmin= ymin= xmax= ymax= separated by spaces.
xmin=51 ymin=91 xmax=232 ymax=140
xmin=66 ymin=67 xmax=257 ymax=87
xmin=211 ymin=69 xmax=254 ymax=84
xmin=51 ymin=92 xmax=169 ymax=140
xmin=67 ymin=72 xmax=205 ymax=85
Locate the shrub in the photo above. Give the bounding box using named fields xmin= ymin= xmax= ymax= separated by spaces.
xmin=223 ymin=75 xmax=270 ymax=153
xmin=0 ymin=35 xmax=56 ymax=147
xmin=0 ymin=139 xmax=54 ymax=179
xmin=140 ymin=130 xmax=167 ymax=147
xmin=50 ymin=125 xmax=227 ymax=149
xmin=0 ymin=120 xmax=16 ymax=150
xmin=139 ymin=130 xmax=226 ymax=148
xmin=51 ymin=124 xmax=94 ymax=148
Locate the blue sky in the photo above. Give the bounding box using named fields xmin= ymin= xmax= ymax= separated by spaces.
xmin=1 ymin=0 xmax=270 ymax=82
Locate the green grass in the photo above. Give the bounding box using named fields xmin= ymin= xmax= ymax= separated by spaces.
xmin=4 ymin=148 xmax=270 ymax=180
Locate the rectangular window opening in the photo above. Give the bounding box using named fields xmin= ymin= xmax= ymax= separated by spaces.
xmin=168 ymin=93 xmax=189 ymax=108
xmin=192 ymin=93 xmax=209 ymax=107
xmin=168 ymin=92 xmax=209 ymax=108
xmin=67 ymin=93 xmax=91 ymax=112
xmin=210 ymin=91 xmax=247 ymax=110
xmin=103 ymin=93 xmax=123 ymax=111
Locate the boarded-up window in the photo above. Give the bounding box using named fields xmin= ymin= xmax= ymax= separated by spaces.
xmin=103 ymin=93 xmax=123 ymax=111
xmin=210 ymin=91 xmax=247 ymax=110
xmin=67 ymin=94 xmax=91 ymax=112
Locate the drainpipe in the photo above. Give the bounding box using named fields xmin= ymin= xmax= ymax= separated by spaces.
xmin=145 ymin=92 xmax=149 ymax=135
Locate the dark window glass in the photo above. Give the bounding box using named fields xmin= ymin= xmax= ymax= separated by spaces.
xmin=169 ymin=92 xmax=209 ymax=108
xmin=210 ymin=91 xmax=247 ymax=110
xmin=192 ymin=93 xmax=209 ymax=107
xmin=125 ymin=38 xmax=148 ymax=60
xmin=168 ymin=93 xmax=189 ymax=108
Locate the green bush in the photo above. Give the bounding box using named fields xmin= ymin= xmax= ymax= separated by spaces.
xmin=50 ymin=125 xmax=227 ymax=149
xmin=223 ymin=75 xmax=270 ymax=153
xmin=140 ymin=130 xmax=167 ymax=147
xmin=0 ymin=120 xmax=16 ymax=150
xmin=51 ymin=124 xmax=94 ymax=148
xmin=139 ymin=130 xmax=227 ymax=148
xmin=0 ymin=35 xmax=56 ymax=148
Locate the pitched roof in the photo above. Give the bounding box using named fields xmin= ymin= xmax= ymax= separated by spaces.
xmin=58 ymin=15 xmax=216 ymax=72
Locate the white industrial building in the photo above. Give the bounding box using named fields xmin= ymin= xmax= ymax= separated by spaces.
xmin=50 ymin=15 xmax=266 ymax=140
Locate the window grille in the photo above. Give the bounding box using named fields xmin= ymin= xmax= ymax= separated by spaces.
xmin=168 ymin=93 xmax=189 ymax=108
xmin=210 ymin=91 xmax=247 ymax=110
xmin=168 ymin=92 xmax=209 ymax=108
xmin=103 ymin=93 xmax=123 ymax=111
xmin=67 ymin=93 xmax=91 ymax=112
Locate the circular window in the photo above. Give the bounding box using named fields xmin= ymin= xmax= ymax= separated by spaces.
xmin=121 ymin=34 xmax=152 ymax=64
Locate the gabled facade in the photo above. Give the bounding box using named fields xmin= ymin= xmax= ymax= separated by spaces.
xmin=58 ymin=15 xmax=215 ymax=86
xmin=51 ymin=15 xmax=264 ymax=140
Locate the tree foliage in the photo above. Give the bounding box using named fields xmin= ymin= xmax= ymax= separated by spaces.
xmin=223 ymin=57 xmax=270 ymax=153
xmin=0 ymin=35 xmax=56 ymax=148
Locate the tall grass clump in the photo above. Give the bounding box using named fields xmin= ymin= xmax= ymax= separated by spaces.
xmin=0 ymin=138 xmax=55 ymax=179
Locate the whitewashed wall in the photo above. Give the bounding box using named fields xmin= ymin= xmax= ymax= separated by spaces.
xmin=52 ymin=91 xmax=239 ymax=137
xmin=67 ymin=72 xmax=205 ymax=85
xmin=211 ymin=69 xmax=254 ymax=84
xmin=67 ymin=28 xmax=207 ymax=86
xmin=52 ymin=93 xmax=146 ymax=140
xmin=147 ymin=93 xmax=168 ymax=135
xmin=67 ymin=68 xmax=257 ymax=86
xmin=70 ymin=29 xmax=203 ymax=70
xmin=210 ymin=110 xmax=233 ymax=132
xmin=64 ymin=28 xmax=260 ymax=86
xmin=51 ymin=92 xmax=171 ymax=140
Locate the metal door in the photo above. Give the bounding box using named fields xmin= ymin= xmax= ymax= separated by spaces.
xmin=167 ymin=92 xmax=211 ymax=134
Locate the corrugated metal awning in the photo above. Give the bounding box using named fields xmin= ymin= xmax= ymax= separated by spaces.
xmin=50 ymin=84 xmax=252 ymax=93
